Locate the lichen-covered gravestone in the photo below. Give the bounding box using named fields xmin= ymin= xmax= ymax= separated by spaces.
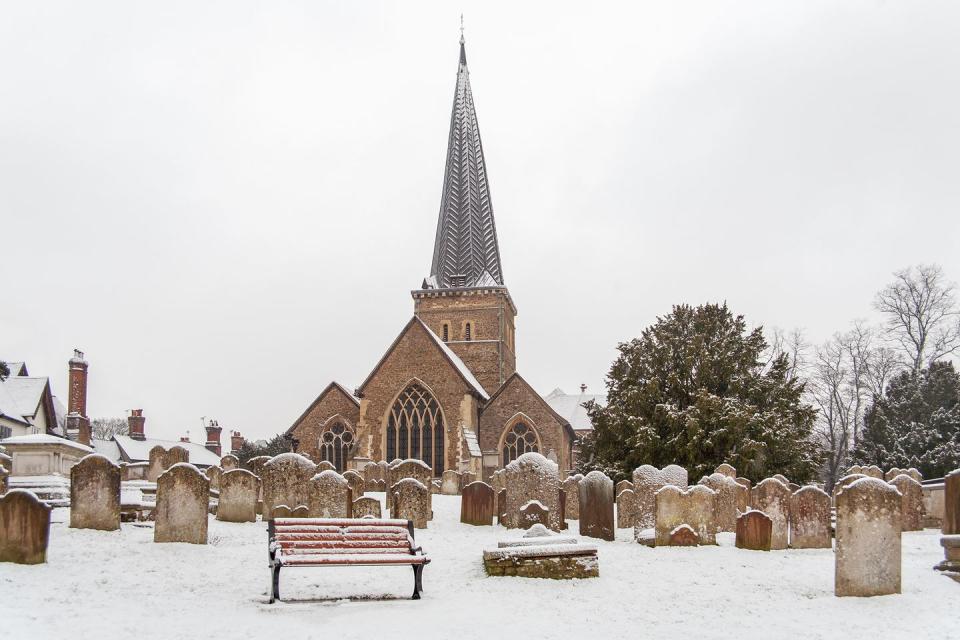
xmin=835 ymin=477 xmax=902 ymax=597
xmin=0 ymin=490 xmax=51 ymax=564
xmin=736 ymin=510 xmax=772 ymax=551
xmin=391 ymin=478 xmax=430 ymax=528
xmin=734 ymin=479 xmax=750 ymax=514
xmin=154 ymin=463 xmax=209 ymax=545
xmin=343 ymin=470 xmax=364 ymax=499
xmin=205 ymin=466 xmax=222 ymax=491
xmin=715 ymin=463 xmax=737 ymax=479
xmin=561 ymin=474 xmax=582 ymax=520
xmin=833 ymin=473 xmax=869 ymax=499
xmin=220 ymin=454 xmax=239 ymax=472
xmin=315 ymin=460 xmax=336 ymax=473
xmin=861 ymin=465 xmax=884 ymax=480
xmin=272 ymin=505 xmax=292 ymax=519
xmin=217 ymin=469 xmax=260 ymax=523
xmin=579 ymin=471 xmax=615 ymax=541
xmin=387 ymin=459 xmax=433 ymax=512
xmin=441 ymin=470 xmax=461 ymax=495
xmin=789 ymin=486 xmax=831 ymax=549
xmin=352 ymin=496 xmax=382 ymax=518
xmin=362 ymin=461 xmax=384 ymax=484
xmin=520 ymin=500 xmax=551 ymax=529
xmin=616 ymin=480 xmax=633 ymax=496
xmin=888 ymin=474 xmax=924 ymax=532
xmin=699 ymin=473 xmax=739 ymax=532
xmin=307 ymin=470 xmax=352 ymax=518
xmin=261 ymin=453 xmax=316 ymax=521
xmin=70 ymin=454 xmax=120 ymax=531
xmin=754 ymin=478 xmax=791 ymax=550
xmin=654 ymin=485 xmax=717 ymax=546
xmin=632 ymin=464 xmax=688 ymax=535
xmin=497 ymin=489 xmax=507 ymax=524
xmin=461 ymin=481 xmax=495 ymax=526
xmin=617 ymin=489 xmax=637 ymax=529
xmin=504 ymin=452 xmax=561 ymax=531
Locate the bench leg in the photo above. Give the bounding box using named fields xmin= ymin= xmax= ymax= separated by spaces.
xmin=269 ymin=565 xmax=281 ymax=603
xmin=411 ymin=564 xmax=424 ymax=600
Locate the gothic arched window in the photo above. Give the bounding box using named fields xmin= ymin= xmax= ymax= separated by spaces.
xmin=502 ymin=421 xmax=538 ymax=466
xmin=319 ymin=421 xmax=354 ymax=472
xmin=387 ymin=383 xmax=444 ymax=475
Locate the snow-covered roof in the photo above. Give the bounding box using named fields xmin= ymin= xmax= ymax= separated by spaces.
xmin=0 ymin=376 xmax=48 ymax=422
xmin=416 ymin=318 xmax=489 ymax=399
xmin=463 ymin=428 xmax=481 ymax=458
xmin=5 ymin=362 xmax=27 ymax=377
xmin=543 ymin=388 xmax=605 ymax=432
xmin=92 ymin=438 xmax=121 ymax=461
xmin=113 ymin=434 xmax=221 ymax=467
xmin=0 ymin=433 xmax=94 ymax=453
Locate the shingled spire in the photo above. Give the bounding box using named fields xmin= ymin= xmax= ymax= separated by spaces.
xmin=424 ymin=32 xmax=504 ymax=290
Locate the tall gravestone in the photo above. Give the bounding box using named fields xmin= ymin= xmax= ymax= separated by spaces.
xmin=261 ymin=453 xmax=315 ymax=521
xmin=0 ymin=490 xmax=51 ymax=564
xmin=391 ymin=478 xmax=430 ymax=528
xmin=308 ymin=470 xmax=353 ymax=518
xmin=217 ymin=468 xmax=260 ymax=523
xmin=205 ymin=466 xmax=222 ymax=491
xmin=561 ymin=474 xmax=582 ymax=520
xmin=154 ymin=464 xmax=209 ymax=544
xmin=617 ymin=488 xmax=637 ymax=529
xmin=835 ymin=477 xmax=901 ymax=597
xmin=789 ymin=486 xmax=831 ymax=549
xmin=461 ymin=481 xmax=495 ymax=526
xmin=700 ymin=473 xmax=739 ymax=532
xmin=441 ymin=470 xmax=462 ymax=495
xmin=503 ymin=452 xmax=561 ymax=531
xmin=147 ymin=445 xmax=168 ymax=482
xmin=70 ymin=454 xmax=120 ymax=531
xmin=343 ymin=470 xmax=364 ymax=499
xmin=220 ymin=454 xmax=240 ymax=471
xmin=632 ymin=464 xmax=688 ymax=540
xmin=889 ymin=474 xmax=924 ymax=532
xmin=754 ymin=478 xmax=791 ymax=550
xmin=579 ymin=471 xmax=614 ymax=541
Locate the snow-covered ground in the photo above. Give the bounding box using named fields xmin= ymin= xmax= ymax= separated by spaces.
xmin=1 ymin=493 xmax=954 ymax=639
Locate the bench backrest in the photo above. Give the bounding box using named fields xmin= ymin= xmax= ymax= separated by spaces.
xmin=269 ymin=518 xmax=416 ymax=555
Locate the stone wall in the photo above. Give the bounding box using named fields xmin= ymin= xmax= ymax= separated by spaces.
xmin=287 ymin=384 xmax=361 ymax=462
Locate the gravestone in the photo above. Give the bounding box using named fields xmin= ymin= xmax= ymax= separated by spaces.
xmin=754 ymin=478 xmax=791 ymax=550
xmin=0 ymin=465 xmax=8 ymax=495
xmin=217 ymin=469 xmax=260 ymax=523
xmin=219 ymin=454 xmax=239 ymax=472
xmin=261 ymin=453 xmax=315 ymax=521
xmin=315 ymin=460 xmax=336 ymax=473
xmin=497 ymin=489 xmax=507 ymax=525
xmin=390 ymin=478 xmax=430 ymax=528
xmin=205 ymin=466 xmax=222 ymax=491
xmin=833 ymin=473 xmax=869 ymax=499
xmin=617 ymin=489 xmax=637 ymax=529
xmin=154 ymin=463 xmax=209 ymax=544
xmin=699 ymin=473 xmax=739 ymax=532
xmin=69 ymin=454 xmax=120 ymax=531
xmin=633 ymin=464 xmax=689 ymax=538
xmin=944 ymin=469 xmax=960 ymax=535
xmin=291 ymin=505 xmax=310 ymax=518
xmin=772 ymin=474 xmax=790 ymax=486
xmin=307 ymin=470 xmax=352 ymax=518
xmin=835 ymin=477 xmax=902 ymax=597
xmin=616 ymin=480 xmax=634 ymax=496
xmin=503 ymin=452 xmax=561 ymax=531
xmin=520 ymin=500 xmax=551 ymax=529
xmin=343 ymin=470 xmax=364 ymax=499
xmin=441 ymin=470 xmax=462 ymax=495
xmin=0 ymin=490 xmax=51 ymax=564
xmin=654 ymin=485 xmax=717 ymax=546
xmin=715 ymin=463 xmax=737 ymax=479
xmin=271 ymin=505 xmax=292 ymax=519
xmin=846 ymin=464 xmax=863 ymax=476
xmin=387 ymin=459 xmax=433 ymax=512
xmin=669 ymin=524 xmax=700 ymax=546
xmin=369 ymin=479 xmax=386 ymax=492
xmin=459 ymin=471 xmax=476 ymax=492
xmin=363 ymin=461 xmax=385 ymax=484
xmin=579 ymin=471 xmax=614 ymax=541
xmin=736 ymin=510 xmax=772 ymax=551
xmin=906 ymin=468 xmax=923 ymax=483
xmin=352 ymin=496 xmax=382 ymax=519
xmin=561 ymin=474 xmax=582 ymax=520
xmin=884 ymin=468 xmax=905 ymax=482
xmin=734 ymin=480 xmax=750 ymax=514
xmin=246 ymin=456 xmax=271 ymax=479
xmin=862 ymin=465 xmax=884 ymax=480
xmin=461 ymin=481 xmax=495 ymax=526
xmin=492 ymin=469 xmax=505 ymax=494
xmin=146 ymin=445 xmax=168 ymax=483
xmin=789 ymin=486 xmax=831 ymax=549
xmin=431 ymin=480 xmax=441 ymax=494
xmin=889 ymin=474 xmax=924 ymax=532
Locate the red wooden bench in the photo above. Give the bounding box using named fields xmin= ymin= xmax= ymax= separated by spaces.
xmin=267 ymin=517 xmax=430 ymax=602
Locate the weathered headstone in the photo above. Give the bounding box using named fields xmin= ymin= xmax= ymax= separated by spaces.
xmin=217 ymin=468 xmax=260 ymax=523
xmin=617 ymin=489 xmax=637 ymax=529
xmin=205 ymin=466 xmax=222 ymax=491
xmin=390 ymin=478 xmax=430 ymax=528
xmin=700 ymin=472 xmax=739 ymax=532
xmin=654 ymin=485 xmax=717 ymax=546
xmin=343 ymin=470 xmax=364 ymax=499
xmin=352 ymin=496 xmax=382 ymax=519
xmin=154 ymin=463 xmax=209 ymax=544
xmin=669 ymin=524 xmax=700 ymax=546
xmin=935 ymin=468 xmax=960 ymax=572
xmin=906 ymin=468 xmax=923 ymax=483
xmin=459 ymin=471 xmax=476 ymax=492
xmin=736 ymin=510 xmax=772 ymax=551
xmin=862 ymin=465 xmax=884 ymax=480
xmin=633 ymin=464 xmax=681 ymax=532
xmin=715 ymin=463 xmax=737 ymax=479
xmin=579 ymin=471 xmax=614 ymax=541
xmin=307 ymin=470 xmax=352 ymax=518
xmin=503 ymin=452 xmax=561 ymax=531
xmin=889 ymin=474 xmax=924 ymax=532
xmin=291 ymin=505 xmax=310 ymax=518
xmin=369 ymin=479 xmax=386 ymax=492
xmin=246 ymin=455 xmax=271 ymax=479
xmin=261 ymin=453 xmax=315 ymax=521
xmin=561 ymin=474 xmax=582 ymax=520
xmin=616 ymin=480 xmax=634 ymax=496
xmin=387 ymin=459 xmax=433 ymax=512
xmin=0 ymin=490 xmax=51 ymax=564
xmin=0 ymin=465 xmax=8 ymax=495
xmin=835 ymin=477 xmax=902 ymax=597
xmin=461 ymin=481 xmax=495 ymax=526
xmin=441 ymin=470 xmax=462 ymax=495
xmin=363 ymin=460 xmax=385 ymax=484
xmin=69 ymin=454 xmax=120 ymax=531
xmin=833 ymin=473 xmax=869 ymax=499
xmin=754 ymin=478 xmax=791 ymax=550
xmin=220 ymin=454 xmax=239 ymax=472
xmin=884 ymin=468 xmax=905 ymax=482
xmin=271 ymin=505 xmax=292 ymax=519
xmin=789 ymin=486 xmax=831 ymax=549
xmin=147 ymin=445 xmax=168 ymax=482
xmin=846 ymin=464 xmax=863 ymax=476
xmin=772 ymin=474 xmax=790 ymax=486
xmin=520 ymin=500 xmax=551 ymax=529
xmin=497 ymin=488 xmax=507 ymax=525
xmin=734 ymin=480 xmax=750 ymax=514
xmin=315 ymin=460 xmax=336 ymax=473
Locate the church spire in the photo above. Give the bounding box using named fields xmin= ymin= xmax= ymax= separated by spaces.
xmin=424 ymin=29 xmax=504 ymax=290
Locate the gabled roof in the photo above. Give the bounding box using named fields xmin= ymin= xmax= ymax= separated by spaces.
xmin=484 ymin=372 xmax=575 ymax=439
xmin=5 ymin=362 xmax=27 ymax=377
xmin=357 ymin=316 xmax=489 ymax=400
xmin=286 ymin=381 xmax=360 ymax=436
xmin=113 ymin=434 xmax=221 ymax=467
xmin=544 ymin=388 xmax=606 ymax=432
xmin=0 ymin=376 xmax=51 ymax=426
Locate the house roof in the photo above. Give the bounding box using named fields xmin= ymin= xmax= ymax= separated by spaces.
xmin=0 ymin=433 xmax=94 ymax=453
xmin=0 ymin=376 xmax=49 ymax=424
xmin=112 ymin=434 xmax=221 ymax=467
xmin=543 ymin=388 xmax=606 ymax=432
xmin=285 ymin=381 xmax=359 ymax=436
xmin=483 ymin=372 xmax=575 ymax=439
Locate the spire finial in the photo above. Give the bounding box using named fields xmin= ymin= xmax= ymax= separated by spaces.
xmin=460 ymin=14 xmax=464 ymax=44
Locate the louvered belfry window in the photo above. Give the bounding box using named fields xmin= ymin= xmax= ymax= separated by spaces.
xmin=502 ymin=422 xmax=538 ymax=466
xmin=319 ymin=422 xmax=353 ymax=472
xmin=386 ymin=383 xmax=444 ymax=475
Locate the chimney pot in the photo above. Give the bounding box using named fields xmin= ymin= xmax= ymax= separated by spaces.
xmin=128 ymin=410 xmax=146 ymax=441
xmin=204 ymin=421 xmax=223 ymax=457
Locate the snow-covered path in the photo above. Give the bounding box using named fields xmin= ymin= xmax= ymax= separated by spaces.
xmin=0 ymin=493 xmax=953 ymax=639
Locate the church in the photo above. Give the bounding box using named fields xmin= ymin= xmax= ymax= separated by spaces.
xmin=286 ymin=35 xmax=594 ymax=481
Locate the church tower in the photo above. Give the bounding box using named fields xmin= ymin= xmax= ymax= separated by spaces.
xmin=412 ymin=32 xmax=516 ymax=395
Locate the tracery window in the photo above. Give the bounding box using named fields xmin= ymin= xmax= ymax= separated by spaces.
xmin=502 ymin=421 xmax=538 ymax=466
xmin=319 ymin=421 xmax=353 ymax=472
xmin=386 ymin=383 xmax=444 ymax=475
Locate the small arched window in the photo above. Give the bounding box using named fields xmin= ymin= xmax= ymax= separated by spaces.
xmin=319 ymin=421 xmax=354 ymax=472
xmin=502 ymin=422 xmax=538 ymax=466
xmin=442 ymin=323 xmax=449 ymax=342
xmin=465 ymin=322 xmax=472 ymax=341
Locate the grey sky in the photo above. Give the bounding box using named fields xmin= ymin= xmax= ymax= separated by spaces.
xmin=2 ymin=1 xmax=959 ymax=443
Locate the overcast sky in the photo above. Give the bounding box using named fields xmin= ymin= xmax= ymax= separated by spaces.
xmin=2 ymin=1 xmax=959 ymax=444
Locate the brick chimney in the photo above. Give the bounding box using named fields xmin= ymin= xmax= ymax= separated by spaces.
xmin=205 ymin=420 xmax=222 ymax=456
xmin=128 ymin=409 xmax=146 ymax=441
xmin=230 ymin=431 xmax=245 ymax=454
xmin=66 ymin=349 xmax=91 ymax=445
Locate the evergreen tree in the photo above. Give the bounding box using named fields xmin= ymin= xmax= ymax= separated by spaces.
xmin=236 ymin=433 xmax=292 ymax=467
xmin=854 ymin=360 xmax=960 ymax=478
xmin=577 ymin=303 xmax=821 ymax=483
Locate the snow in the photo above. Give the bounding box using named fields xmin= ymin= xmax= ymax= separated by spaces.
xmin=0 ymin=433 xmax=93 ymax=452
xmin=0 ymin=494 xmax=955 ymax=639
xmin=113 ymin=435 xmax=221 ymax=467
xmin=505 ymin=451 xmax=558 ymax=475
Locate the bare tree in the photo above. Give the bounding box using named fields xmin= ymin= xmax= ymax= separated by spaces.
xmin=766 ymin=327 xmax=810 ymax=381
xmin=809 ymin=335 xmax=857 ymax=490
xmin=92 ymin=417 xmax=128 ymax=441
xmin=875 ymin=264 xmax=960 ymax=373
